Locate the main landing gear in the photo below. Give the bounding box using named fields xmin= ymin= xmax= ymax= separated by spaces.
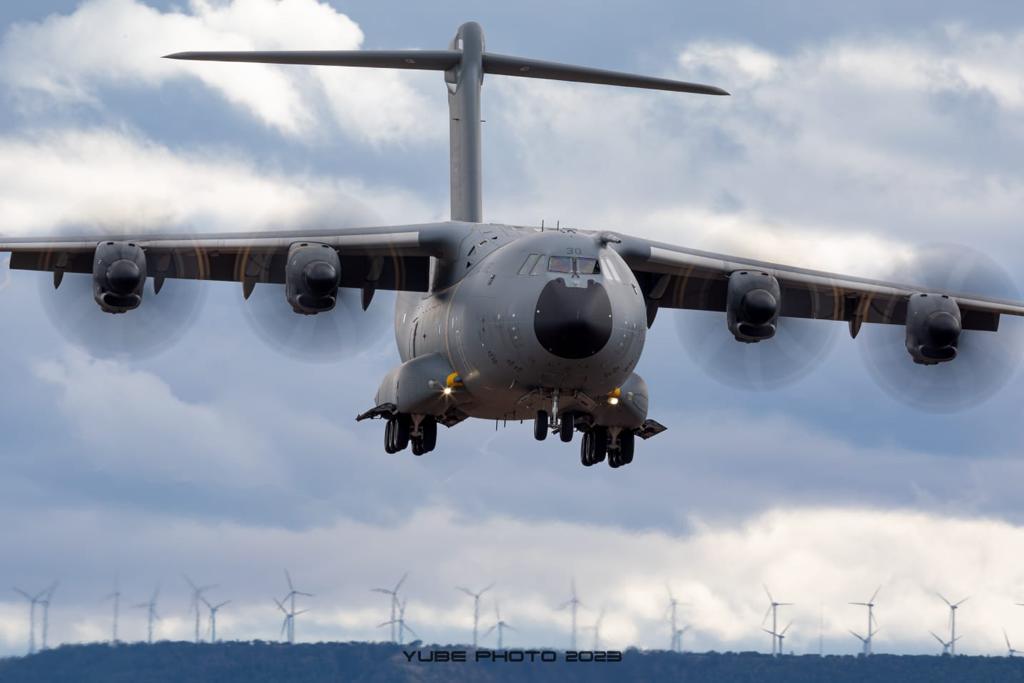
xmin=580 ymin=427 xmax=634 ymax=468
xmin=535 ymin=407 xmax=637 ymax=469
xmin=384 ymin=413 xmax=437 ymax=455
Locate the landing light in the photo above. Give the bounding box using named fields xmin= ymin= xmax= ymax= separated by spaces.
xmin=607 ymin=396 xmax=619 ymax=406
xmin=442 ymin=387 xmax=453 ymax=396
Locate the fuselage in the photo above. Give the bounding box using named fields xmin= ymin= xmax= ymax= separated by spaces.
xmin=394 ymin=226 xmax=647 ymax=420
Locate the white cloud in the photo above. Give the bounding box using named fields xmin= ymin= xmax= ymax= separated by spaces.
xmin=0 ymin=0 xmax=443 ymax=143
xmin=0 ymin=127 xmax=439 ymax=233
xmin=2 ymin=504 xmax=1024 ymax=655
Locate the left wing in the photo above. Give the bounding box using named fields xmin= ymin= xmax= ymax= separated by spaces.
xmin=0 ymin=223 xmax=458 ymax=298
xmin=613 ymin=234 xmax=1024 ymax=335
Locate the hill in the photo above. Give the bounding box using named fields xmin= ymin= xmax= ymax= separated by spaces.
xmin=1 ymin=642 xmax=1024 ymax=682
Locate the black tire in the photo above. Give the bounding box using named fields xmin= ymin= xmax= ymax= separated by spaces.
xmin=534 ymin=411 xmax=549 ymax=440
xmin=422 ymin=417 xmax=437 ymax=452
xmin=620 ymin=430 xmax=635 ymax=464
xmin=559 ymin=412 xmax=574 ymax=442
xmin=394 ymin=414 xmax=411 ymax=451
xmin=385 ymin=417 xmax=397 ymax=454
xmin=580 ymin=432 xmax=593 ymax=466
xmin=592 ymin=426 xmax=608 ymax=464
xmin=411 ymin=438 xmax=424 ymax=456
xmin=608 ymin=450 xmax=621 ymax=468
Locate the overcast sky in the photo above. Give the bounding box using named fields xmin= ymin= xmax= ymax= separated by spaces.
xmin=2 ymin=0 xmax=1024 ymax=658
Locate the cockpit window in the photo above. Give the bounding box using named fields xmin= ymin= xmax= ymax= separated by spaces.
xmin=547 ymin=255 xmax=601 ymax=276
xmin=547 ymin=256 xmax=574 ymax=273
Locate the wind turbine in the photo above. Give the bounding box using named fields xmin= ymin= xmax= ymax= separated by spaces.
xmin=1004 ymin=629 xmax=1021 ymax=657
xmin=673 ymin=625 xmax=692 ymax=653
xmin=202 ymin=596 xmax=231 ymax=643
xmin=378 ymin=598 xmax=418 ymax=645
xmin=13 ymin=586 xmax=47 ymax=654
xmin=763 ymin=622 xmax=792 ymax=656
xmin=483 ymin=602 xmax=516 ymax=649
xmin=584 ymin=607 xmax=607 ymax=651
xmin=134 ymin=586 xmax=160 ymax=644
xmin=455 ymin=582 xmax=494 ymax=648
xmin=280 ymin=570 xmax=312 ymax=643
xmin=104 ymin=578 xmax=122 ymax=645
xmin=666 ymin=586 xmax=689 ymax=652
xmin=762 ymin=585 xmax=792 ymax=656
xmin=558 ymin=578 xmax=585 ymax=650
xmin=930 ymin=630 xmax=955 ymax=655
xmin=936 ymin=593 xmax=968 ymax=656
xmin=38 ymin=582 xmax=58 ymax=651
xmin=849 ymin=586 xmax=881 ymax=655
xmin=371 ymin=573 xmax=407 ymax=644
xmin=183 ymin=575 xmax=216 ymax=644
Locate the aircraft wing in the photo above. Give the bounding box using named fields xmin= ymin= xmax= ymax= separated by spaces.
xmin=614 ymin=235 xmax=1024 ymax=334
xmin=0 ymin=223 xmax=455 ymax=296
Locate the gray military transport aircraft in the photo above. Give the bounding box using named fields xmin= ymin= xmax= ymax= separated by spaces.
xmin=2 ymin=22 xmax=1023 ymax=467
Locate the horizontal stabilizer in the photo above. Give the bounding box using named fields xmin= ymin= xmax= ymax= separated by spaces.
xmin=482 ymin=52 xmax=729 ymax=96
xmin=164 ymin=49 xmax=461 ymax=71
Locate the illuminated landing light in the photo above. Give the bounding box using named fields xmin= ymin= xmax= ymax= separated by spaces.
xmin=442 ymin=386 xmax=453 ymax=396
xmin=607 ymin=396 xmax=619 ymax=406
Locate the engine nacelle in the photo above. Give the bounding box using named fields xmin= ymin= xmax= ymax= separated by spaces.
xmin=285 ymin=242 xmax=341 ymax=314
xmin=905 ymin=293 xmax=961 ymax=365
xmin=726 ymin=270 xmax=780 ymax=342
xmin=93 ymin=241 xmax=146 ymax=313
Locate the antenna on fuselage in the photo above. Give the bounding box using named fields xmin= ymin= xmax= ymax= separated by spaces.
xmin=165 ymin=22 xmax=728 ymax=225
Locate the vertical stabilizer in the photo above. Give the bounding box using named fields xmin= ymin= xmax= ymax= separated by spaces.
xmin=446 ymin=22 xmax=485 ymax=223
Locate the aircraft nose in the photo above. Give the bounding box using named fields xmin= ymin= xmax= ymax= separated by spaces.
xmin=534 ymin=278 xmax=613 ymax=359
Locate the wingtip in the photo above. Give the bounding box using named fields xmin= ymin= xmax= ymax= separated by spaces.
xmin=163 ymin=52 xmax=190 ymax=60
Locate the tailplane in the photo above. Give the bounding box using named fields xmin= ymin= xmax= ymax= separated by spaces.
xmin=166 ymin=21 xmax=728 ymax=223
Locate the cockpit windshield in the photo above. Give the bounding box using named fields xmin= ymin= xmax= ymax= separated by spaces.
xmin=547 ymin=256 xmax=601 ymax=275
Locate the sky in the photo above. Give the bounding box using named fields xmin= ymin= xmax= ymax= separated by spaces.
xmin=2 ymin=0 xmax=1024 ymax=658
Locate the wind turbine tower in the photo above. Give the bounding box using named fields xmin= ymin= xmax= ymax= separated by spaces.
xmin=936 ymin=593 xmax=967 ymax=656
xmin=762 ymin=585 xmax=793 ymax=656
xmin=456 ymin=582 xmax=494 ymax=648
xmin=378 ymin=598 xmax=419 ymax=645
xmin=39 ymin=582 xmax=58 ymax=651
xmin=104 ymin=578 xmax=122 ymax=645
xmin=484 ymin=602 xmax=516 ymax=649
xmin=585 ymin=607 xmax=607 ymax=651
xmin=371 ymin=573 xmax=407 ymax=644
xmin=849 ymin=586 xmax=880 ymax=655
xmin=280 ymin=570 xmax=312 ymax=643
xmin=184 ymin=575 xmax=216 ymax=644
xmin=134 ymin=587 xmax=161 ymax=644
xmin=558 ymin=579 xmax=585 ymax=650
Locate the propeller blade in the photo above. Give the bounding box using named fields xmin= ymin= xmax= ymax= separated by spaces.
xmin=859 ymin=244 xmax=1024 ymax=412
xmin=241 ymin=284 xmax=389 ymax=363
xmin=677 ymin=308 xmax=837 ymax=391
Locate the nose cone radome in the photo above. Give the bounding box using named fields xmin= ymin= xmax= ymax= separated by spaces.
xmin=534 ymin=279 xmax=613 ymax=359
xmin=106 ymin=259 xmax=142 ymax=294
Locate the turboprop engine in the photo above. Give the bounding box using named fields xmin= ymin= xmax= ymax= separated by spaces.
xmin=93 ymin=241 xmax=147 ymax=313
xmin=726 ymin=270 xmax=780 ymax=342
xmin=285 ymin=242 xmax=341 ymax=314
xmin=905 ymin=292 xmax=961 ymax=364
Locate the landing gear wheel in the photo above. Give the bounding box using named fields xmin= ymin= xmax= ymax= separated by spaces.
xmin=619 ymin=431 xmax=635 ymax=464
xmin=394 ymin=414 xmax=410 ymax=451
xmin=608 ymin=449 xmax=622 ymax=468
xmin=559 ymin=412 xmax=575 ymax=442
xmin=580 ymin=432 xmax=594 ymax=466
xmin=421 ymin=416 xmax=437 ymax=452
xmin=411 ymin=438 xmax=425 ymax=456
xmin=384 ymin=418 xmax=396 ymax=454
xmin=534 ymin=411 xmax=549 ymax=441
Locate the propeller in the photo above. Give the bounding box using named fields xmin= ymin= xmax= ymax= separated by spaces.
xmin=240 ymin=283 xmax=390 ymax=362
xmin=38 ymin=269 xmax=206 ymax=360
xmin=676 ymin=306 xmax=838 ymax=391
xmin=858 ymin=244 xmax=1023 ymax=412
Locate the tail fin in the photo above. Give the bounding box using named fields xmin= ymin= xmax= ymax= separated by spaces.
xmin=166 ymin=21 xmax=728 ymax=223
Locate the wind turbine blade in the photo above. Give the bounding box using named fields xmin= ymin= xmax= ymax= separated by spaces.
xmin=1006 ymin=629 xmax=1013 ymax=650
xmin=777 ymin=602 xmax=794 ymax=607
xmin=280 ymin=618 xmax=289 ymax=638
xmin=404 ymin=624 xmax=419 ymax=639
xmin=763 ymin=584 xmax=774 ymax=603
xmin=294 ymin=609 xmax=310 ymax=616
xmin=868 ymin=586 xmax=881 ymax=604
xmin=216 ymin=601 xmax=231 ymax=609
xmin=285 ymin=569 xmax=294 ymax=591
xmin=296 ymin=591 xmax=314 ymax=598
xmin=456 ymin=587 xmax=473 ymax=597
xmin=761 ymin=628 xmax=776 ymax=636
xmin=781 ymin=622 xmax=792 ymax=635
xmin=378 ymin=620 xmax=394 ymax=628
xmin=850 ymin=602 xmax=868 ymax=606
xmin=761 ymin=605 xmax=772 ymax=625
xmin=371 ymin=588 xmax=392 ymax=595
xmin=273 ymin=598 xmax=287 ymax=613
xmin=666 ymin=583 xmax=675 ymax=601
xmin=481 ymin=582 xmax=495 ymax=595
xmin=506 ymin=624 xmax=518 ymax=632
xmin=953 ymin=597 xmax=969 ymax=607
xmin=201 ymin=596 xmax=212 ymax=609
xmin=930 ymin=631 xmax=945 ymax=645
xmin=483 ymin=625 xmax=497 ymax=638
xmin=394 ymin=573 xmax=408 ymax=593
xmin=13 ymin=588 xmax=31 ymax=600
xmin=935 ymin=592 xmax=952 ymax=607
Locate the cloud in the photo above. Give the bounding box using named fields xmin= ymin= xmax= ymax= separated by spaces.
xmin=2 ymin=504 xmax=1024 ymax=655
xmin=0 ymin=0 xmax=443 ymax=143
xmin=0 ymin=127 xmax=439 ymax=233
